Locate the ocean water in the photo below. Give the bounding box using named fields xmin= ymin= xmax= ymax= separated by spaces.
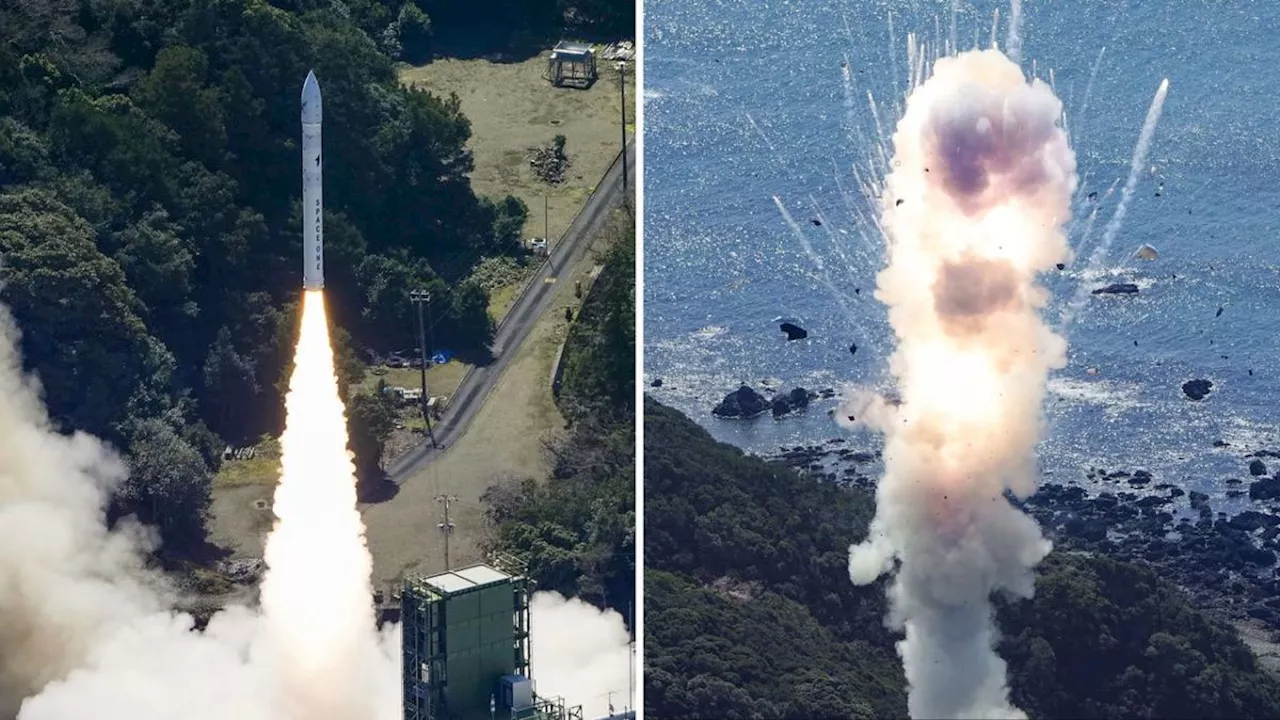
xmin=643 ymin=0 xmax=1280 ymax=507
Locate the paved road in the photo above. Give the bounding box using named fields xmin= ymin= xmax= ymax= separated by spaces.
xmin=386 ymin=141 xmax=635 ymax=483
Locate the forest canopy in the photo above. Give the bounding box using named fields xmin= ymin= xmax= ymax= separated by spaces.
xmin=0 ymin=0 xmax=630 ymax=553
xmin=643 ymin=397 xmax=1280 ymax=719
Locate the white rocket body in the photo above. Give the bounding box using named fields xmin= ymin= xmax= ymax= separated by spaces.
xmin=301 ymin=70 xmax=324 ymax=290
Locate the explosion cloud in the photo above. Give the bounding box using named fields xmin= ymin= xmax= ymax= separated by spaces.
xmin=847 ymin=49 xmax=1076 ymax=719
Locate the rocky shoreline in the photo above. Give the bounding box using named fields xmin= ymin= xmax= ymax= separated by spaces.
xmin=766 ymin=441 xmax=1280 ymax=637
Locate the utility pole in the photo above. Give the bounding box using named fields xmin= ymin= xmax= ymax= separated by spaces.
xmin=544 ymin=194 xmax=549 ymax=245
xmin=617 ymin=61 xmax=628 ymax=197
xmin=409 ymin=289 xmax=438 ymax=448
xmin=435 ymin=494 xmax=458 ymax=570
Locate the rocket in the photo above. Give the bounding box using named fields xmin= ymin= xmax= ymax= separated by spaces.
xmin=301 ymin=70 xmax=324 ymax=289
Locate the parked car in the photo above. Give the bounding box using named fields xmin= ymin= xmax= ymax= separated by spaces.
xmin=528 ymin=237 xmax=548 ymax=256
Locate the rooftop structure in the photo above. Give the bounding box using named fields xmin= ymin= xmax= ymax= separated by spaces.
xmin=545 ymin=41 xmax=597 ymax=88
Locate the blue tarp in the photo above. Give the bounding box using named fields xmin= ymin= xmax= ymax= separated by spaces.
xmin=431 ymin=350 xmax=453 ymax=365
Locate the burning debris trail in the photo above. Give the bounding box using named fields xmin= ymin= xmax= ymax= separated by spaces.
xmin=845 ymin=49 xmax=1076 ymax=719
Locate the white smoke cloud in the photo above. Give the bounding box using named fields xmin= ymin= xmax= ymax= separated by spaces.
xmin=848 ymin=49 xmax=1075 ymax=719
xmin=530 ymin=592 xmax=634 ymax=720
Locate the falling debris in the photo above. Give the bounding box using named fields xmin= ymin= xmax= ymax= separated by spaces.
xmin=1055 ymin=263 xmax=1066 ymax=270
xmin=1134 ymin=244 xmax=1158 ymax=260
xmin=849 ymin=343 xmax=858 ymax=356
xmin=1216 ymin=306 xmax=1224 ymax=318
xmin=810 ymin=218 xmax=822 ymax=226
xmin=1182 ymin=378 xmax=1214 ymax=401
xmin=779 ymin=322 xmax=808 ymax=341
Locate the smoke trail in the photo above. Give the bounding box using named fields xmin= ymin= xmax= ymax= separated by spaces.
xmin=949 ymin=0 xmax=959 ymax=57
xmin=1007 ymin=0 xmax=1023 ymax=66
xmin=0 ymin=303 xmax=166 ymax=718
xmin=846 ymin=49 xmax=1075 ymax=719
xmin=1058 ymin=78 xmax=1168 ymax=330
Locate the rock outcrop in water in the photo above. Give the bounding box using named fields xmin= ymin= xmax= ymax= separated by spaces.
xmin=1092 ymin=282 xmax=1140 ymax=295
xmin=1183 ymin=378 xmax=1214 ymax=401
xmin=770 ymin=387 xmax=812 ymax=418
xmin=779 ymin=322 xmax=808 ymax=340
xmin=713 ymin=385 xmax=768 ymax=418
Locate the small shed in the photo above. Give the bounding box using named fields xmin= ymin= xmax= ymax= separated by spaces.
xmin=546 ymin=41 xmax=597 ymax=88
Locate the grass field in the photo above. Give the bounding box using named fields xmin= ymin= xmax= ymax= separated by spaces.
xmin=213 ymin=438 xmax=281 ymax=489
xmin=488 ymin=281 xmax=525 ymax=321
xmin=400 ymin=51 xmax=636 ymax=253
xmin=360 ymin=362 xmax=470 ymax=399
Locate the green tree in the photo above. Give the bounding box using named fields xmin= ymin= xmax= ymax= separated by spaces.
xmin=131 ymin=45 xmax=227 ymax=166
xmin=201 ymin=325 xmax=259 ymax=440
xmin=346 ymin=382 xmax=398 ymax=481
xmin=397 ymin=4 xmax=433 ymax=63
xmin=117 ymin=418 xmax=213 ymax=552
xmin=0 ymin=188 xmax=176 ymax=441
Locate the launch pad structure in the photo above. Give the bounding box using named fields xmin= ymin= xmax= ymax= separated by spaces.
xmin=402 ymin=557 xmax=584 ymax=720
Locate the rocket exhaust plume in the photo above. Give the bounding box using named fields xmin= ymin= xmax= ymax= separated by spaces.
xmin=258 ymin=290 xmax=387 ymax=718
xmin=846 ymin=49 xmax=1075 ymax=719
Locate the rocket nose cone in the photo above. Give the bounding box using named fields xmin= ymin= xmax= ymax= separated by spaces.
xmin=302 ymin=70 xmax=321 ymax=122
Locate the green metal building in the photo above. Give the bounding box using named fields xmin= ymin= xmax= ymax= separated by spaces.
xmin=401 ymin=562 xmax=584 ymax=720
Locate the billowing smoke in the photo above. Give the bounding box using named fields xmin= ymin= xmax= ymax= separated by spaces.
xmin=0 ymin=286 xmax=632 ymax=719
xmin=0 ymin=305 xmax=168 ymax=718
xmin=846 ymin=49 xmax=1075 ymax=719
xmin=5 ymin=291 xmax=401 ymax=720
xmin=530 ymin=592 xmax=634 ymax=719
